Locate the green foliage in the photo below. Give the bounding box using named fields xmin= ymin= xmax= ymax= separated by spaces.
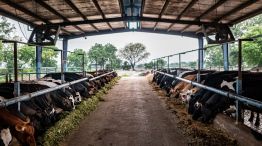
xmin=67 ymin=48 xmax=89 ymax=71
xmin=119 ymin=43 xmax=150 ymax=70
xmin=88 ymin=43 xmax=121 ymax=69
xmin=122 ymin=61 xmax=131 ymax=70
xmin=144 ymin=61 xmax=154 ymax=69
xmin=205 ymin=46 xmax=223 ymax=68
xmin=156 ymin=58 xmax=166 ymax=68
xmin=0 ymin=16 xmax=15 ymax=39
xmin=205 ymin=14 xmax=262 ymax=68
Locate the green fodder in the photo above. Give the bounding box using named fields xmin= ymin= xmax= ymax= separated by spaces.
xmin=43 ymin=76 xmax=120 ymax=146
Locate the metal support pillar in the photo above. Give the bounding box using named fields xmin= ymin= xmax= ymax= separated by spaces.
xmin=95 ymin=57 xmax=98 ymax=73
xmin=153 ymin=60 xmax=155 ymax=70
xmin=13 ymin=42 xmax=20 ymax=111
xmin=60 ymin=50 xmax=65 ymax=92
xmin=62 ymin=38 xmax=68 ymax=72
xmin=222 ymin=43 xmax=229 ymax=71
xmin=178 ymin=53 xmax=181 ymax=68
xmin=36 ymin=46 xmax=42 ymax=79
xmin=156 ymin=59 xmax=159 ymax=70
xmin=167 ymin=56 xmax=170 ymax=73
xmin=197 ymin=37 xmax=204 ymax=82
xmin=82 ymin=54 xmax=85 ymax=77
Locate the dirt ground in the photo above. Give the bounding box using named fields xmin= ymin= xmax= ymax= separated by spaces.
xmin=60 ymin=76 xmax=188 ymax=146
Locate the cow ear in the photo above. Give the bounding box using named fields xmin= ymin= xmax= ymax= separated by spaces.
xmin=15 ymin=125 xmax=25 ymax=132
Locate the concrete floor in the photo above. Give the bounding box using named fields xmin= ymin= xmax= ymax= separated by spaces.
xmin=60 ymin=76 xmax=187 ymax=146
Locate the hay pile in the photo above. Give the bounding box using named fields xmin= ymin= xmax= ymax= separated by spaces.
xmin=149 ymin=76 xmax=237 ymax=146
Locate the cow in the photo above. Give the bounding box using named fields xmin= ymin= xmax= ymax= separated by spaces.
xmin=0 ymin=109 xmax=36 ymax=146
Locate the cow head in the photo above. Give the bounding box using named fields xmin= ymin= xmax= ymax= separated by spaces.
xmin=15 ymin=118 xmax=36 ymax=146
xmin=180 ymin=87 xmax=199 ymax=103
xmin=68 ymin=95 xmax=75 ymax=109
xmin=0 ymin=128 xmax=12 ymax=146
xmin=0 ymin=96 xmax=5 ymax=103
xmin=74 ymin=92 xmax=82 ymax=104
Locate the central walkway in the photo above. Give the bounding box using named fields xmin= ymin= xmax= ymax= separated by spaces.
xmin=61 ymin=76 xmax=187 ymax=146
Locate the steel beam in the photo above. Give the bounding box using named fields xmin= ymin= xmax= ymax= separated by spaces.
xmin=198 ymin=37 xmax=204 ymax=69
xmin=91 ymin=0 xmax=113 ymax=30
xmin=167 ymin=0 xmax=198 ymax=31
xmin=0 ymin=7 xmax=35 ymax=27
xmin=62 ymin=38 xmax=68 ymax=72
xmin=181 ymin=0 xmax=228 ymax=32
xmin=64 ymin=0 xmax=99 ymax=32
xmin=47 ymin=16 xmax=220 ymax=27
xmin=118 ymin=0 xmax=127 ymax=28
xmin=1 ymin=0 xmax=48 ymax=23
xmin=230 ymin=6 xmax=262 ymax=25
xmin=36 ymin=46 xmax=42 ymax=79
xmin=222 ymin=43 xmax=229 ymax=71
xmin=62 ymin=28 xmax=200 ymax=39
xmin=154 ymin=0 xmax=170 ymax=30
xmin=215 ymin=0 xmax=258 ymax=22
xmin=35 ymin=0 xmax=85 ymax=33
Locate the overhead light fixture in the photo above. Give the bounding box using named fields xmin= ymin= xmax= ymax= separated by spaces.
xmin=127 ymin=21 xmax=139 ymax=30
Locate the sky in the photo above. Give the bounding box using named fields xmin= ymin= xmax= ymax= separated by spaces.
xmin=8 ymin=18 xmax=200 ymax=64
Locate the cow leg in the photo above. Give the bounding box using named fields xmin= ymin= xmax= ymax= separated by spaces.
xmin=249 ymin=111 xmax=254 ymax=122
xmin=255 ymin=112 xmax=260 ymax=127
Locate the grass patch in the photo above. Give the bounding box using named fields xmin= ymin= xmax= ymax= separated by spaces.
xmin=121 ymin=74 xmax=129 ymax=77
xmin=42 ymin=76 xmax=120 ymax=146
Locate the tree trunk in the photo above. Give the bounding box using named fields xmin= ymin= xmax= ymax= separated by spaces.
xmin=131 ymin=64 xmax=135 ymax=71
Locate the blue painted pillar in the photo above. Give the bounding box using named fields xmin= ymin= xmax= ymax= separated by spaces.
xmin=198 ymin=37 xmax=204 ymax=69
xmin=63 ymin=38 xmax=68 ymax=72
xmin=197 ymin=37 xmax=204 ymax=82
xmin=222 ymin=43 xmax=229 ymax=71
xmin=36 ymin=46 xmax=42 ymax=79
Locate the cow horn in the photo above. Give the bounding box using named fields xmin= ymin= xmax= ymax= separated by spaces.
xmin=15 ymin=125 xmax=25 ymax=132
xmin=24 ymin=117 xmax=30 ymax=124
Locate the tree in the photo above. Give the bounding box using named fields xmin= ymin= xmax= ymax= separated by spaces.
xmin=88 ymin=43 xmax=120 ymax=69
xmin=122 ymin=61 xmax=131 ymax=70
xmin=18 ymin=45 xmax=59 ymax=68
xmin=156 ymin=58 xmax=166 ymax=68
xmin=119 ymin=43 xmax=150 ymax=70
xmin=67 ymin=48 xmax=89 ymax=71
xmin=205 ymin=46 xmax=223 ymax=68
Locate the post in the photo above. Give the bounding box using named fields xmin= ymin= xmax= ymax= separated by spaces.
xmin=179 ymin=53 xmax=181 ymax=68
xmin=167 ymin=56 xmax=170 ymax=73
xmin=63 ymin=38 xmax=68 ymax=72
xmin=14 ymin=42 xmax=18 ymax=82
xmin=222 ymin=43 xmax=229 ymax=71
xmin=13 ymin=42 xmax=21 ymax=111
xmin=95 ymin=57 xmax=98 ymax=73
xmin=197 ymin=37 xmax=204 ymax=82
xmin=82 ymin=54 xmax=85 ymax=77
xmin=36 ymin=46 xmax=42 ymax=79
xmin=61 ymin=51 xmax=65 ymax=83
xmin=156 ymin=59 xmax=159 ymax=70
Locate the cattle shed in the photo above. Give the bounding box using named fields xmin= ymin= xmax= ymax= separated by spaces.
xmin=0 ymin=0 xmax=261 ymax=75
xmin=0 ymin=0 xmax=262 ymax=145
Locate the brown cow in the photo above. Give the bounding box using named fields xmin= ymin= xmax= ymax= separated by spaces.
xmin=0 ymin=109 xmax=36 ymax=146
xmin=169 ymin=74 xmax=196 ymax=98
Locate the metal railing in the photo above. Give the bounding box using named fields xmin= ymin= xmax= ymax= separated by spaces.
xmin=153 ymin=70 xmax=262 ymax=122
xmin=0 ymin=71 xmax=115 ymax=107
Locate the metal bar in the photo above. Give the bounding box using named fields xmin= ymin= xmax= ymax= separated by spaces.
xmin=167 ymin=56 xmax=170 ymax=73
xmin=178 ymin=53 xmax=181 ymax=68
xmin=222 ymin=43 xmax=229 ymax=71
xmin=36 ymin=46 xmax=42 ymax=79
xmin=0 ymin=71 xmax=115 ymax=107
xmin=63 ymin=38 xmax=68 ymax=72
xmin=62 ymin=27 xmax=199 ymax=39
xmin=46 ymin=16 xmax=222 ymax=28
xmin=13 ymin=42 xmax=18 ymax=82
xmin=118 ymin=0 xmax=127 ymax=28
xmin=153 ymin=70 xmax=262 ymax=109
